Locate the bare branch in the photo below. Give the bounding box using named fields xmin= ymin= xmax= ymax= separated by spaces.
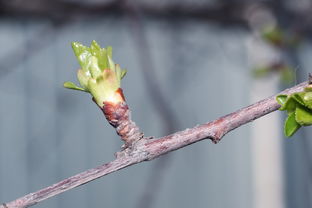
xmin=0 ymin=81 xmax=309 ymax=208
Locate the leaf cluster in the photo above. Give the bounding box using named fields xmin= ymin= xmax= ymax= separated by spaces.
xmin=277 ymin=86 xmax=312 ymax=137
xmin=64 ymin=41 xmax=127 ymax=107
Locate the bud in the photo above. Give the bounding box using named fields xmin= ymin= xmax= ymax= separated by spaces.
xmin=64 ymin=41 xmax=127 ymax=108
xmin=64 ymin=41 xmax=142 ymax=145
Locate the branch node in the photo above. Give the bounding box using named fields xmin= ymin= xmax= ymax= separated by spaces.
xmin=210 ymin=136 xmax=221 ymax=144
xmin=115 ymin=137 xmax=151 ymax=159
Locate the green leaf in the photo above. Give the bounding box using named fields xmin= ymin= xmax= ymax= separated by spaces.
xmin=88 ymin=78 xmax=106 ymax=107
xmin=63 ymin=82 xmax=87 ymax=92
xmin=291 ymin=92 xmax=312 ymax=110
xmin=90 ymin=40 xmax=101 ymax=54
xmin=71 ymin=42 xmax=91 ymax=72
xmin=276 ymin=95 xmax=287 ymax=106
xmin=66 ymin=41 xmax=127 ymax=106
xmin=291 ymin=92 xmax=306 ymax=106
xmin=295 ymin=105 xmax=312 ymax=126
xmin=304 ymin=85 xmax=312 ymax=92
xmin=279 ymin=96 xmax=297 ymax=113
xmin=88 ymin=56 xmax=102 ymax=79
xmin=115 ymin=64 xmax=121 ymax=82
xmin=284 ymin=111 xmax=301 ymax=137
xmin=107 ymin=46 xmax=112 ymax=58
xmin=90 ymin=40 xmax=108 ymax=70
xmin=303 ymin=92 xmax=312 ymax=109
xmin=77 ymin=69 xmax=90 ymax=91
xmin=121 ymin=69 xmax=127 ymax=79
xmin=107 ymin=56 xmax=115 ymax=72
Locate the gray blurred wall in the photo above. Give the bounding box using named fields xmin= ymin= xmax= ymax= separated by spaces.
xmin=0 ymin=14 xmax=310 ymax=208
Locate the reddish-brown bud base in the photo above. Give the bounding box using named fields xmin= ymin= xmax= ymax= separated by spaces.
xmin=102 ymin=102 xmax=129 ymax=128
xmin=100 ymin=93 xmax=143 ymax=146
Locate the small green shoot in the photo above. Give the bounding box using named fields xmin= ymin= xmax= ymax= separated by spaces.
xmin=277 ymin=85 xmax=312 ymax=137
xmin=64 ymin=41 xmax=127 ymax=107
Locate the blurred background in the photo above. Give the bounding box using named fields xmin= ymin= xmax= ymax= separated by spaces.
xmin=0 ymin=0 xmax=312 ymax=207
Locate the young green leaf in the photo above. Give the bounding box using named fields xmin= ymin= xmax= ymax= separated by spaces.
xmin=65 ymin=41 xmax=127 ymax=107
xmin=63 ymin=82 xmax=87 ymax=92
xmin=71 ymin=42 xmax=91 ymax=72
xmin=295 ymin=105 xmax=312 ymax=126
xmin=121 ymin=69 xmax=127 ymax=79
xmin=279 ymin=96 xmax=297 ymax=113
xmin=291 ymin=92 xmax=306 ymax=106
xmin=276 ymin=95 xmax=287 ymax=106
xmin=90 ymin=40 xmax=109 ymax=70
xmin=284 ymin=111 xmax=301 ymax=137
xmin=88 ymin=56 xmax=102 ymax=79
xmin=77 ymin=69 xmax=90 ymax=91
xmin=106 ymin=46 xmax=112 ymax=58
xmin=303 ymin=92 xmax=312 ymax=109
xmin=277 ymin=84 xmax=312 ymax=137
xmin=304 ymin=85 xmax=312 ymax=92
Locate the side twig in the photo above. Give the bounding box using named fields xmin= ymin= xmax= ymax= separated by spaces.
xmin=0 ymin=81 xmax=308 ymax=208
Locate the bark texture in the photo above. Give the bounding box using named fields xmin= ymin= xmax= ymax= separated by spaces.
xmin=102 ymin=101 xmax=143 ymax=146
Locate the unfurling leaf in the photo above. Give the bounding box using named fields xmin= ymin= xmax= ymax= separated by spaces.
xmin=121 ymin=69 xmax=127 ymax=79
xmin=284 ymin=112 xmax=301 ymax=137
xmin=276 ymin=95 xmax=287 ymax=106
xmin=63 ymin=82 xmax=87 ymax=92
xmin=64 ymin=41 xmax=127 ymax=107
xmin=295 ymin=106 xmax=312 ymax=126
xmin=277 ymin=84 xmax=312 ymax=137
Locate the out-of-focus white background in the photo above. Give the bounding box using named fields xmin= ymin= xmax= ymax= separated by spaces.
xmin=0 ymin=0 xmax=312 ymax=207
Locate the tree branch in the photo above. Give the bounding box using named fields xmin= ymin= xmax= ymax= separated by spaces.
xmin=1 ymin=81 xmax=309 ymax=208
